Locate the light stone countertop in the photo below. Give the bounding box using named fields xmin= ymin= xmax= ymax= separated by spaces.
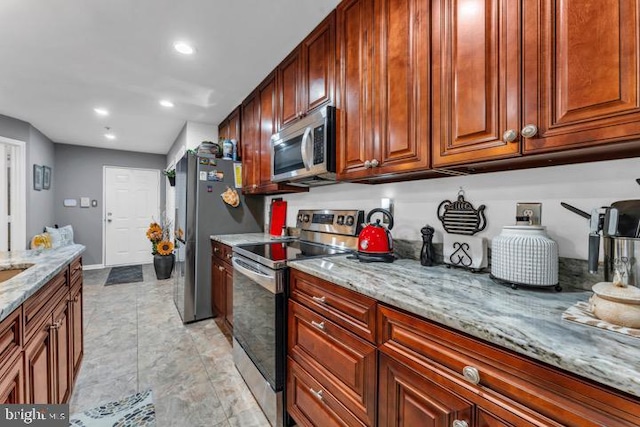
xmin=210 ymin=233 xmax=288 ymax=247
xmin=289 ymin=256 xmax=640 ymax=399
xmin=0 ymin=244 xmax=85 ymax=322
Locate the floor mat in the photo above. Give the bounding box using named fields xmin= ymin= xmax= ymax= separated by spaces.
xmin=105 ymin=265 xmax=143 ymax=286
xmin=69 ymin=390 xmax=155 ymax=426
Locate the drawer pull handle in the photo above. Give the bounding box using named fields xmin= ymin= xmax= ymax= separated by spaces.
xmin=453 ymin=420 xmax=469 ymax=427
xmin=214 ymin=247 xmax=220 ymax=253
xmin=218 ymin=266 xmax=225 ymax=271
xmin=311 ymin=295 xmax=326 ymax=303
xmin=462 ymin=366 xmax=480 ymax=384
xmin=309 ymin=388 xmax=324 ymax=401
xmin=226 ymin=253 xmax=233 ymax=259
xmin=311 ymin=320 xmax=325 ymax=331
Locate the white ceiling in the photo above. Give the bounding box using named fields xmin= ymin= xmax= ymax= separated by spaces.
xmin=0 ymin=0 xmax=341 ymax=154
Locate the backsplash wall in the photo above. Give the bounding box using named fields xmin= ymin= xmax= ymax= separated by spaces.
xmin=266 ymin=157 xmax=640 ymax=261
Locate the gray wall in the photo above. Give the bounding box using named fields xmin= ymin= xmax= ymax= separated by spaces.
xmin=0 ymin=114 xmax=56 ymax=245
xmin=54 ymin=144 xmax=167 ymax=266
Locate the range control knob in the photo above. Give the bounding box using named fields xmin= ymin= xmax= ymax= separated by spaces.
xmin=345 ymin=215 xmax=355 ymax=226
xmin=303 ymin=214 xmax=310 ymax=223
xmin=297 ymin=214 xmax=303 ymax=223
xmin=337 ymin=215 xmax=345 ymax=225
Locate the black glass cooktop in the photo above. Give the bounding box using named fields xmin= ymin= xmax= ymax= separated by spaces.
xmin=234 ymin=239 xmax=352 ymax=269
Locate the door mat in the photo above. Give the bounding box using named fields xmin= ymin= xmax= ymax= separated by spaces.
xmin=105 ymin=265 xmax=143 ymax=286
xmin=70 ymin=389 xmax=155 ymax=426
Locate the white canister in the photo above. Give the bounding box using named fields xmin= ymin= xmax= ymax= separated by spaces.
xmin=491 ymin=226 xmax=559 ymax=287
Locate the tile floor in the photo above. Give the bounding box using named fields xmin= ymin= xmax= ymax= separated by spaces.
xmin=70 ymin=264 xmax=270 ymax=427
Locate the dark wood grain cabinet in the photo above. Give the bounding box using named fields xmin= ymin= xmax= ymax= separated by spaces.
xmin=211 ymin=241 xmax=234 ymax=331
xmin=241 ymin=91 xmax=260 ymax=193
xmin=218 ymin=106 xmax=242 ymax=159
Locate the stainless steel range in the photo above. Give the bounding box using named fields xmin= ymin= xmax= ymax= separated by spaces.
xmin=231 ymin=209 xmax=363 ymax=427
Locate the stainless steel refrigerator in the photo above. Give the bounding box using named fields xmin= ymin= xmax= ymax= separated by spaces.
xmin=173 ymin=153 xmax=264 ymax=323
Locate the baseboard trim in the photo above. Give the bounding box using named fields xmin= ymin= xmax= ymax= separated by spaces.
xmin=83 ymin=264 xmax=105 ymax=271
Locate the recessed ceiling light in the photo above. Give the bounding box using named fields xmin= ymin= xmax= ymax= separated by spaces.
xmin=94 ymin=108 xmax=109 ymax=116
xmin=104 ymin=133 xmax=116 ymax=140
xmin=173 ymin=41 xmax=195 ymax=55
xmin=160 ymin=100 xmax=174 ymax=108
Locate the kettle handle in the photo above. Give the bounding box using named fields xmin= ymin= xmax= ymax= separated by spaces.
xmin=366 ymin=208 xmax=394 ymax=230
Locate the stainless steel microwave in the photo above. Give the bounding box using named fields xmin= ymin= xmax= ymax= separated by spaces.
xmin=270 ymin=105 xmax=336 ymax=186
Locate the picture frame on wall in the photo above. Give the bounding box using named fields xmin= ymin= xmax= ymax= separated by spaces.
xmin=33 ymin=165 xmax=43 ymax=191
xmin=43 ymin=166 xmax=52 ymax=190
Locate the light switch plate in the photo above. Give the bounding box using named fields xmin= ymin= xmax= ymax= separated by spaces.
xmin=516 ymin=202 xmax=542 ymax=225
xmin=80 ymin=197 xmax=91 ymax=208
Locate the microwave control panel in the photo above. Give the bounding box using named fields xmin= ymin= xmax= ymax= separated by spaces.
xmin=313 ymin=124 xmax=325 ymax=165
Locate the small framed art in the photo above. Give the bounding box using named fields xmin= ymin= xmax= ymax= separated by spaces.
xmin=33 ymin=165 xmax=43 ymax=191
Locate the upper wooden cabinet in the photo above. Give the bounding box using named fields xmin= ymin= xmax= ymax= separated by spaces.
xmin=432 ymin=0 xmax=522 ymax=167
xmin=218 ymin=106 xmax=242 ymax=159
xmin=337 ymin=0 xmax=430 ymax=180
xmin=278 ymin=12 xmax=336 ymax=130
xmin=241 ymin=91 xmax=260 ymax=193
xmin=522 ymin=0 xmax=640 ymax=154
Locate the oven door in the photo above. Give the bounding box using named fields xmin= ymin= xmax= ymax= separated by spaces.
xmin=232 ymin=255 xmax=286 ymax=392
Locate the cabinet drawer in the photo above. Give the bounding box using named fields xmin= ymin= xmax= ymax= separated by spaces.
xmin=288 ymin=301 xmax=376 ymax=426
xmin=290 ymin=269 xmax=376 ymax=343
xmin=211 ymin=241 xmax=233 ymax=264
xmin=288 ymin=358 xmax=367 ymax=427
xmin=0 ymin=308 xmax=22 ymax=368
xmin=69 ymin=257 xmax=82 ymax=285
xmin=378 ymin=305 xmax=640 ymax=427
xmin=24 ymin=270 xmax=68 ymax=343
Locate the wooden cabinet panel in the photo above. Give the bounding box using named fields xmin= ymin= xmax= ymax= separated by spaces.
xmin=241 ymin=92 xmax=260 ymax=192
xmin=279 ymin=49 xmax=302 ymax=128
xmin=288 ymin=358 xmax=367 ymax=427
xmin=70 ymin=284 xmax=83 ymax=381
xmin=211 ymin=242 xmax=234 ymax=330
xmin=211 ymin=257 xmax=225 ymax=318
xmin=290 ymin=269 xmax=376 ymax=343
xmin=218 ymin=120 xmax=230 ymax=141
xmin=53 ymin=298 xmax=71 ymax=403
xmin=337 ymin=0 xmax=375 ymax=180
xmin=0 ymin=353 xmax=24 ymax=404
xmin=24 ymin=269 xmax=67 ymax=342
xmin=378 ymin=353 xmax=473 ymax=427
xmin=224 ymin=266 xmax=233 ymax=328
xmin=24 ymin=319 xmax=55 ymax=404
xmin=69 ymin=256 xmax=82 ymax=285
xmin=303 ymin=11 xmax=336 ymax=112
xmin=523 ymin=0 xmax=640 ymax=154
xmin=288 ymin=301 xmax=376 ymax=425
xmin=432 ymin=0 xmax=521 ymax=167
xmin=0 ymin=308 xmax=22 ymax=368
xmin=259 ymin=73 xmax=278 ymax=186
xmin=374 ymin=0 xmax=430 ymax=175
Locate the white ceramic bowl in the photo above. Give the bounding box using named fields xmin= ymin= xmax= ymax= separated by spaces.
xmin=589 ymin=282 xmax=640 ymax=328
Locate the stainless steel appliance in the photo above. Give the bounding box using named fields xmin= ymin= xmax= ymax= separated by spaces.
xmin=270 ymin=105 xmax=336 ymax=186
xmin=232 ymin=209 xmax=363 ymax=426
xmin=173 ymin=153 xmax=263 ymax=323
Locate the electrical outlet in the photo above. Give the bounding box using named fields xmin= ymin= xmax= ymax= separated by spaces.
xmin=516 ymin=203 xmax=542 ymax=225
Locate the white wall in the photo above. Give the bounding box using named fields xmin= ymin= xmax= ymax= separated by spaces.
xmin=267 ymin=157 xmax=640 ymax=260
xmin=186 ymin=121 xmax=217 ymax=150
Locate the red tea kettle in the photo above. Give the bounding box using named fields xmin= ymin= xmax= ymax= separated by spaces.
xmin=357 ymin=208 xmax=395 ymax=262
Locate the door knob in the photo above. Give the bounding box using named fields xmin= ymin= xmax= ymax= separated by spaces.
xmin=521 ymin=124 xmax=538 ymax=138
xmin=503 ymin=129 xmax=518 ymax=142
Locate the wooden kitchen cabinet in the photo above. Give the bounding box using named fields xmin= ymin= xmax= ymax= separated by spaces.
xmin=218 ymin=106 xmax=242 ymax=159
xmin=52 ymin=295 xmax=71 ymax=404
xmin=278 ymin=12 xmax=335 ymax=130
xmin=24 ymin=315 xmax=56 ymax=404
xmin=0 ymin=352 xmax=24 ymax=404
xmin=241 ymin=91 xmax=260 ymax=193
xmin=211 ymin=241 xmax=234 ymax=331
xmin=432 ymin=0 xmax=521 ymax=167
xmin=337 ymin=0 xmax=430 ymax=180
xmin=522 ymin=0 xmax=640 ymax=154
xmin=70 ymin=281 xmax=83 ymax=381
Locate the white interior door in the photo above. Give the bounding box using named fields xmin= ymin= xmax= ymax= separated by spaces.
xmin=0 ymin=137 xmax=26 ymax=251
xmin=104 ymin=167 xmax=160 ymax=266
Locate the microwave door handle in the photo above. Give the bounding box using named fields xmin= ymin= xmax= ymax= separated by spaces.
xmin=300 ymin=127 xmax=313 ymax=171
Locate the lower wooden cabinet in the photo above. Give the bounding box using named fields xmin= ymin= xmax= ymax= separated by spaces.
xmin=211 ymin=242 xmax=234 ymax=331
xmin=0 ymin=352 xmax=24 ymax=404
xmin=70 ymin=281 xmax=83 ymax=381
xmin=53 ymin=296 xmax=71 ymax=404
xmin=24 ymin=317 xmax=55 ymax=404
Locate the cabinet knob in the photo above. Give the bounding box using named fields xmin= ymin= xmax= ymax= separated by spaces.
xmin=218 ymin=266 xmax=225 ymax=271
xmin=311 ymin=320 xmax=325 ymax=331
xmin=520 ymin=124 xmax=538 ymax=138
xmin=371 ymin=158 xmax=379 ymax=167
xmin=453 ymin=420 xmax=469 ymax=427
xmin=214 ymin=247 xmax=219 ymax=253
xmin=226 ymin=253 xmax=233 ymax=259
xmin=364 ymin=160 xmax=371 ymax=169
xmin=311 ymin=295 xmax=326 ymax=303
xmin=462 ymin=366 xmax=480 ymax=384
xmin=502 ymin=129 xmax=518 ymax=143
xmin=309 ymin=388 xmax=324 ymax=401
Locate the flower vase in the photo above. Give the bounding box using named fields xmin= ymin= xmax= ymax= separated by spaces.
xmin=153 ymin=254 xmax=175 ymax=280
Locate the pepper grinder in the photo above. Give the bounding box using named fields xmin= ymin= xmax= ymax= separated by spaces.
xmin=420 ymin=225 xmax=435 ymax=266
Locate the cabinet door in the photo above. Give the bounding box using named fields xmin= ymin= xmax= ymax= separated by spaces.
xmin=53 ymin=299 xmax=71 ymax=404
xmin=279 ymin=49 xmax=303 ymax=129
xmin=241 ymin=92 xmax=260 ymax=192
xmin=224 ymin=265 xmax=234 ymax=328
xmin=259 ymin=73 xmax=278 ymax=187
xmin=228 ymin=107 xmax=242 ymax=159
xmin=24 ymin=320 xmax=55 ymax=403
xmin=218 ymin=120 xmax=230 ymax=141
xmin=211 ymin=258 xmax=225 ymax=317
xmin=374 ymin=0 xmax=430 ymax=175
xmin=523 ymin=0 xmax=640 ymax=154
xmin=71 ymin=285 xmax=83 ymax=381
xmin=0 ymin=353 xmax=24 ymax=404
xmin=378 ymin=353 xmax=473 ymax=427
xmin=432 ymin=0 xmax=521 ymax=167
xmin=336 ymin=0 xmax=376 ymax=180
xmin=302 ymin=11 xmax=336 ymax=113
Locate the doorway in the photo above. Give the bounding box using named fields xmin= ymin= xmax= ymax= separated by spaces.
xmin=0 ymin=137 xmax=26 ymax=251
xmin=104 ymin=166 xmax=160 ymax=266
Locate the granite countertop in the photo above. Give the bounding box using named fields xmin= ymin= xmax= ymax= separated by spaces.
xmin=210 ymin=233 xmax=286 ymax=247
xmin=289 ymin=256 xmax=640 ymax=398
xmin=0 ymin=244 xmax=85 ymax=322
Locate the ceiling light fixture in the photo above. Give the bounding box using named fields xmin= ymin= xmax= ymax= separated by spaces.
xmin=159 ymin=100 xmax=174 ymax=108
xmin=173 ymin=41 xmax=195 ymax=55
xmin=94 ymin=107 xmax=109 ymax=116
xmin=104 ymin=127 xmax=116 ymax=140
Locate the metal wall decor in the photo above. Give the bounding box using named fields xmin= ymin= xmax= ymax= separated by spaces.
xmin=437 ymin=189 xmax=487 ymax=236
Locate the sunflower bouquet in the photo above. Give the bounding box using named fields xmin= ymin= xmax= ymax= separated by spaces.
xmin=146 ymin=215 xmax=174 ymax=256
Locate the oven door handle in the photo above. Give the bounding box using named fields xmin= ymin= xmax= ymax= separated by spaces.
xmin=300 ymin=126 xmax=313 ymax=171
xmin=232 ymin=257 xmax=278 ymax=294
